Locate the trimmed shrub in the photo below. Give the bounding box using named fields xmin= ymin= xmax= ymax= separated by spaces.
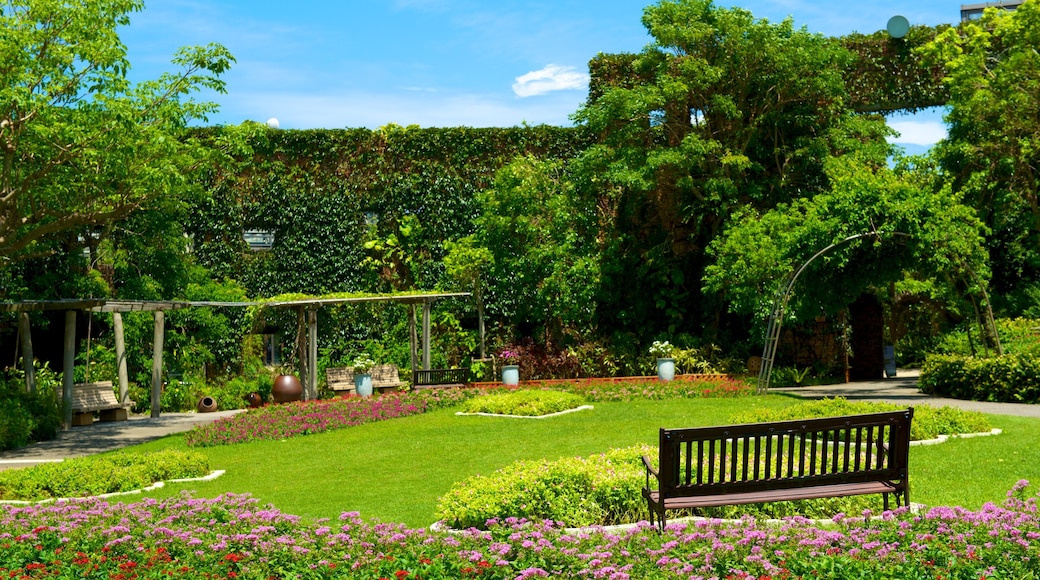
xmin=436 ymin=446 xmax=650 ymax=529
xmin=460 ymin=390 xmax=586 ymax=416
xmin=729 ymin=397 xmax=992 ymax=441
xmin=0 ymin=366 xmax=62 ymax=451
xmin=920 ymin=353 xmax=1040 ymax=404
xmin=0 ymin=450 xmax=210 ymax=501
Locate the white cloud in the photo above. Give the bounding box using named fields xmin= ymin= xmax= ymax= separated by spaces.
xmin=512 ymin=64 xmax=590 ymax=98
xmin=887 ymin=120 xmax=948 ymax=146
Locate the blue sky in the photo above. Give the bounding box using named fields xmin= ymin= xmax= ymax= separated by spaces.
xmin=119 ymin=0 xmax=961 ymax=152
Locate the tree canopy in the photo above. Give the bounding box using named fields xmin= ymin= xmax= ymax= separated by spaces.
xmin=923 ymin=1 xmax=1040 ymax=312
xmin=571 ymin=0 xmax=890 ymax=337
xmin=0 ymin=0 xmax=233 ymax=264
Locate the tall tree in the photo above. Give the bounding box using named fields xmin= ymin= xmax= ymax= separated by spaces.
xmin=572 ymin=0 xmax=882 ymax=337
xmin=923 ymin=1 xmax=1040 ymax=312
xmin=0 ymin=0 xmax=234 ymax=263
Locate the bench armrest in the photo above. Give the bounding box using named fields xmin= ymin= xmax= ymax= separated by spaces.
xmin=642 ymin=455 xmax=659 ymax=491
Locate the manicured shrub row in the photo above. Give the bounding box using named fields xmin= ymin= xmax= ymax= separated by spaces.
xmin=460 ymin=390 xmax=587 ymax=416
xmin=184 ymin=388 xmax=481 ymax=446
xmin=0 ymin=372 xmax=63 ymax=451
xmin=436 ymin=446 xmax=651 ymax=529
xmin=0 ymin=450 xmax=209 ymax=501
xmin=919 ymin=353 xmax=1040 ymax=404
xmin=2 ymin=484 xmax=1039 ymax=579
xmin=731 ymin=397 xmax=993 ymax=441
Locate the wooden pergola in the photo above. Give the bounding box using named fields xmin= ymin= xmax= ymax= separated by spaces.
xmin=257 ymin=292 xmax=471 ymax=400
xmin=1 ymin=292 xmax=472 ymax=427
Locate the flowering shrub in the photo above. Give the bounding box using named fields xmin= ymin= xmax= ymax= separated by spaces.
xmin=1 ymin=483 xmax=1039 ymax=578
xmin=351 ymin=354 xmax=376 ymax=373
xmin=648 ymin=340 xmax=675 ymax=359
xmin=184 ymin=388 xmax=481 ymax=447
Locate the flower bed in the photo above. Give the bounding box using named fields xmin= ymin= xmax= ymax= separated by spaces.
xmin=184 ymin=388 xmax=480 ymax=447
xmin=186 ymin=376 xmax=748 ymax=446
xmin=1 ymin=483 xmax=1039 ymax=579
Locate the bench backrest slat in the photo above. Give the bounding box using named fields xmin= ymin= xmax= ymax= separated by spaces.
xmin=657 ymin=409 xmax=913 ymax=499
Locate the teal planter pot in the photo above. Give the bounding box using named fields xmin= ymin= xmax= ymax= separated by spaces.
xmin=502 ymin=365 xmax=519 ymax=386
xmin=656 ymin=358 xmax=675 ymax=381
xmin=354 ymin=373 xmax=373 ymax=397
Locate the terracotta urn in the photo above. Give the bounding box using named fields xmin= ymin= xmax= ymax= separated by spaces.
xmin=271 ymin=374 xmax=303 ymax=403
xmin=244 ymin=392 xmax=263 ymax=408
xmin=197 ymin=396 xmax=218 ymax=413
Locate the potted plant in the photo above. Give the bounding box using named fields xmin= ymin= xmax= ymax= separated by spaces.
xmin=649 ymin=340 xmax=676 ymax=381
xmin=500 ymin=349 xmax=519 ymax=386
xmin=352 ymin=354 xmax=376 ymax=397
xmin=271 ymin=368 xmax=303 ymax=403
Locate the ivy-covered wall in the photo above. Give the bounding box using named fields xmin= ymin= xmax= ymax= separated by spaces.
xmin=189 ymin=125 xmax=590 ymax=299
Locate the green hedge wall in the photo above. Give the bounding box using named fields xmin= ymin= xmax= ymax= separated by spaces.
xmin=919 ymin=353 xmax=1040 ymax=404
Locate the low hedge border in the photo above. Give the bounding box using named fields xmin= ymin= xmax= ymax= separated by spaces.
xmin=920 ymin=353 xmax=1040 ymax=404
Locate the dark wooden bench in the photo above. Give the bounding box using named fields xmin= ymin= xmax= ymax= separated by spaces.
xmin=327 ymin=364 xmax=405 ymax=396
xmin=412 ymin=367 xmax=469 ymax=389
xmin=71 ymin=381 xmax=134 ymax=426
xmin=642 ymin=409 xmax=914 ymax=528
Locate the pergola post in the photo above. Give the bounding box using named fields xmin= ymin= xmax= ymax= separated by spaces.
xmin=62 ymin=310 xmax=76 ymax=429
xmin=18 ymin=312 xmax=35 ymax=393
xmin=307 ymin=308 xmax=318 ymax=400
xmin=151 ymin=310 xmax=165 ymax=418
xmin=408 ymin=303 xmax=418 ymax=379
xmin=422 ymin=300 xmax=431 ymax=371
xmin=113 ymin=312 xmax=130 ymax=405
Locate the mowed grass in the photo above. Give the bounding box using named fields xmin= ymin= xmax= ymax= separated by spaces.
xmin=113 ymin=394 xmax=1040 ymax=528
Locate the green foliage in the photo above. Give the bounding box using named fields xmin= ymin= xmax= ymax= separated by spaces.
xmin=0 ymin=363 xmax=62 ymax=450
xmin=460 ymin=390 xmax=586 ymax=416
xmin=923 ymin=3 xmax=1040 ymax=312
xmin=574 ymin=0 xmax=871 ymax=339
xmin=435 ymin=446 xmax=651 ymax=529
xmin=478 ymin=155 xmax=600 ymax=347
xmin=0 ymin=450 xmax=209 ymax=501
xmin=920 ymin=353 xmax=1040 ymax=404
xmin=0 ymin=0 xmax=233 ymax=261
xmin=704 ymin=156 xmax=990 ymax=332
xmin=730 ymin=397 xmax=992 ymax=441
xmin=935 ymin=317 xmax=1040 ymax=358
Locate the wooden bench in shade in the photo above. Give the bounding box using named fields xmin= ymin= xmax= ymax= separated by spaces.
xmin=642 ymin=409 xmax=914 ymax=529
xmin=71 ymin=381 xmax=134 ymax=426
xmin=412 ymin=367 xmax=469 ymax=389
xmin=327 ymin=364 xmax=405 ymax=396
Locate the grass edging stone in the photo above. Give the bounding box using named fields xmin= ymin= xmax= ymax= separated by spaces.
xmin=0 ymin=470 xmax=226 ymax=506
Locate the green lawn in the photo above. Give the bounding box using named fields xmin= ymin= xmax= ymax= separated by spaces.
xmin=116 ymin=394 xmax=1040 ymax=528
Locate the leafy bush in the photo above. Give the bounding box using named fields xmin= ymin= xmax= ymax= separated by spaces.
xmin=729 ymin=397 xmax=992 ymax=441
xmin=436 ymin=446 xmax=651 ymax=529
xmin=460 ymin=390 xmax=586 ymax=416
xmin=935 ymin=318 xmax=1040 ymax=357
xmin=919 ymin=353 xmax=1040 ymax=404
xmin=0 ymin=364 xmax=62 ymax=451
xmin=0 ymin=450 xmax=209 ymax=501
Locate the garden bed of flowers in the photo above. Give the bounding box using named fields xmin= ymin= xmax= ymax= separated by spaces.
xmin=184 ymin=388 xmax=481 ymax=446
xmin=1 ymin=482 xmax=1038 ymax=579
xmin=185 ymin=376 xmax=749 ymax=447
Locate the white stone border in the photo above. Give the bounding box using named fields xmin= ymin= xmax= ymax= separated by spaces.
xmin=455 ymin=405 xmax=594 ymax=419
xmin=910 ymin=428 xmax=1002 ymax=446
xmin=0 ymin=470 xmax=225 ymax=506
